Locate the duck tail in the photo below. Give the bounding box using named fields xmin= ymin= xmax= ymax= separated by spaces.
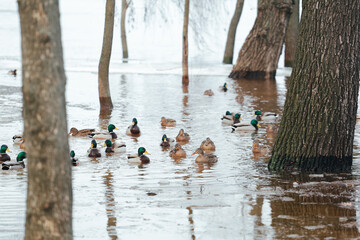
xmin=88 ymin=133 xmax=95 ymax=138
xmin=2 ymin=164 xmax=9 ymax=170
xmin=231 ymin=127 xmax=236 ymax=133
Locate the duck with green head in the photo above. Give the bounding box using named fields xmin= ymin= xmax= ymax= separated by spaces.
xmin=88 ymin=140 xmax=101 ymax=158
xmin=70 ymin=150 xmax=79 ymax=166
xmin=160 ymin=134 xmax=174 ymax=148
xmin=91 ymin=124 xmax=119 ymax=139
xmin=253 ymin=110 xmax=278 ymax=122
xmin=0 ymin=145 xmax=11 ymax=163
xmin=220 ymin=82 xmax=228 ymax=92
xmin=2 ymin=152 xmax=26 ymax=170
xmin=221 ymin=111 xmax=234 ymax=124
xmin=104 ymin=139 xmax=126 ymax=153
xmin=127 ymin=147 xmax=150 ymax=164
xmin=126 ymin=118 xmax=140 ymax=136
xmin=232 ymin=119 xmax=261 ymax=132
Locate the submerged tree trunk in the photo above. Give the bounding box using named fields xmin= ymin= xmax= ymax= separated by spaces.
xmin=223 ymin=0 xmax=244 ymax=64
xmin=268 ymin=0 xmax=360 ymax=173
xmin=121 ymin=0 xmax=131 ymax=59
xmin=229 ymin=0 xmax=293 ymax=80
xmin=182 ymin=0 xmax=189 ymax=84
xmin=284 ymin=0 xmax=299 ymax=67
xmin=99 ymin=0 xmax=115 ymax=113
xmin=18 ymin=0 xmax=72 ymax=239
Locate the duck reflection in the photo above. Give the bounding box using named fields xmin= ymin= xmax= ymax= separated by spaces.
xmin=103 ymin=170 xmax=118 ymax=240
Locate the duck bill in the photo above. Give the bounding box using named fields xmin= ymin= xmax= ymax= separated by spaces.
xmin=103 ymin=143 xmax=107 ymax=147
xmin=132 ymin=121 xmax=135 ymax=126
xmin=145 ymin=150 xmax=151 ymax=155
xmin=6 ymin=148 xmax=11 ymax=153
xmin=164 ymin=138 xmax=167 ymax=142
xmin=90 ymin=144 xmax=94 ymax=149
xmin=115 ymin=127 xmax=119 ymax=130
xmin=257 ymin=124 xmax=261 ymax=128
xmin=240 ymin=117 xmax=243 ymax=121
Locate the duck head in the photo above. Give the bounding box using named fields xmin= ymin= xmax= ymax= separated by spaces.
xmin=0 ymin=145 xmax=11 ymax=154
xmin=251 ymin=119 xmax=261 ymax=130
xmin=17 ymin=152 xmax=26 ymax=162
xmin=90 ymin=140 xmax=97 ymax=149
xmin=162 ymin=134 xmax=168 ymax=142
xmin=132 ymin=118 xmax=138 ymax=126
xmin=104 ymin=139 xmax=112 ymax=147
xmin=138 ymin=147 xmax=150 ymax=157
xmin=108 ymin=124 xmax=118 ymax=133
xmin=192 ymin=148 xmax=204 ymax=156
xmin=234 ymin=113 xmax=243 ymax=121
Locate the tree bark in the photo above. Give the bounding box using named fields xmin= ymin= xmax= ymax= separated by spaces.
xmin=284 ymin=0 xmax=299 ymax=67
xmin=268 ymin=0 xmax=360 ymax=173
xmin=99 ymin=0 xmax=115 ymax=113
xmin=121 ymin=0 xmax=130 ymax=59
xmin=229 ymin=0 xmax=293 ymax=80
xmin=223 ymin=0 xmax=244 ymax=64
xmin=18 ymin=0 xmax=72 ymax=239
xmin=182 ymin=0 xmax=189 ymax=84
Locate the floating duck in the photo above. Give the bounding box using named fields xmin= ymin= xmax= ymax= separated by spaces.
xmin=9 ymin=69 xmax=17 ymax=76
xmin=12 ymin=135 xmax=24 ymax=145
xmin=91 ymin=124 xmax=118 ymax=139
xmin=70 ymin=150 xmax=79 ymax=166
xmin=232 ymin=119 xmax=260 ymax=132
xmin=88 ymin=140 xmax=101 ymax=158
xmin=160 ymin=117 xmax=176 ymax=127
xmin=219 ymin=82 xmax=228 ymax=92
xmin=221 ymin=111 xmax=234 ymax=125
xmin=126 ymin=118 xmax=140 ymax=136
xmin=2 ymin=152 xmax=26 ymax=170
xmin=254 ymin=110 xmax=278 ymax=121
xmin=200 ymin=137 xmax=216 ymax=152
xmin=252 ymin=140 xmax=270 ymax=154
xmin=127 ymin=147 xmax=150 ymax=164
xmin=169 ymin=143 xmax=186 ymax=159
xmin=104 ymin=139 xmax=126 ymax=153
xmin=204 ymin=89 xmax=214 ymax=96
xmin=193 ymin=148 xmax=218 ymax=163
xmin=0 ymin=145 xmax=11 ymax=163
xmin=69 ymin=127 xmax=95 ymax=137
xmin=160 ymin=134 xmax=174 ymax=148
xmin=176 ymin=129 xmax=190 ymax=142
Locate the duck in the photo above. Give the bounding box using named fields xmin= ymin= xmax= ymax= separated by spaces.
xmin=252 ymin=140 xmax=270 ymax=154
xmin=176 ymin=129 xmax=190 ymax=142
xmin=219 ymin=82 xmax=228 ymax=92
xmin=2 ymin=152 xmax=26 ymax=170
xmin=69 ymin=127 xmax=95 ymax=137
xmin=232 ymin=113 xmax=243 ymax=126
xmin=160 ymin=117 xmax=176 ymax=127
xmin=88 ymin=140 xmax=101 ymax=158
xmin=232 ymin=119 xmax=261 ymax=132
xmin=70 ymin=150 xmax=79 ymax=166
xmin=221 ymin=111 xmax=234 ymax=125
xmin=126 ymin=118 xmax=140 ymax=136
xmin=254 ymin=110 xmax=278 ymax=122
xmin=204 ymin=89 xmax=214 ymax=96
xmin=192 ymin=148 xmax=218 ymax=163
xmin=12 ymin=135 xmax=24 ymax=145
xmin=0 ymin=145 xmax=11 ymax=163
xmin=169 ymin=143 xmax=186 ymax=159
xmin=104 ymin=139 xmax=126 ymax=153
xmin=9 ymin=69 xmax=17 ymax=76
xmin=200 ymin=137 xmax=216 ymax=152
xmin=91 ymin=124 xmax=118 ymax=139
xmin=160 ymin=134 xmax=174 ymax=148
xmin=127 ymin=147 xmax=150 ymax=164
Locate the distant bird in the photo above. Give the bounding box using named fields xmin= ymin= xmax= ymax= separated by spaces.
xmin=253 ymin=110 xmax=278 ymax=122
xmin=127 ymin=147 xmax=150 ymax=164
xmin=220 ymin=82 xmax=228 ymax=92
xmin=70 ymin=150 xmax=79 ymax=166
xmin=2 ymin=152 xmax=26 ymax=170
xmin=160 ymin=117 xmax=176 ymax=127
xmin=90 ymin=124 xmax=118 ymax=139
xmin=232 ymin=119 xmax=261 ymax=132
xmin=69 ymin=127 xmax=95 ymax=137
xmin=176 ymin=129 xmax=190 ymax=142
xmin=8 ymin=69 xmax=17 ymax=76
xmin=200 ymin=137 xmax=216 ymax=152
xmin=169 ymin=143 xmax=186 ymax=159
xmin=104 ymin=139 xmax=126 ymax=153
xmin=204 ymin=89 xmax=214 ymax=96
xmin=0 ymin=145 xmax=11 ymax=163
xmin=160 ymin=134 xmax=174 ymax=148
xmin=88 ymin=140 xmax=101 ymax=158
xmin=126 ymin=118 xmax=140 ymax=136
xmin=193 ymin=148 xmax=218 ymax=163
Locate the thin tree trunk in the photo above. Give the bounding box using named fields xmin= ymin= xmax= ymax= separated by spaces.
xmin=99 ymin=0 xmax=115 ymax=113
xmin=182 ymin=0 xmax=189 ymax=84
xmin=121 ymin=0 xmax=130 ymax=59
xmin=229 ymin=0 xmax=293 ymax=80
xmin=18 ymin=0 xmax=72 ymax=239
xmin=284 ymin=0 xmax=299 ymax=67
xmin=223 ymin=0 xmax=244 ymax=64
xmin=268 ymin=0 xmax=360 ymax=173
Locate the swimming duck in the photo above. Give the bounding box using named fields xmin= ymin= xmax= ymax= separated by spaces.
xmin=126 ymin=118 xmax=141 ymax=136
xmin=9 ymin=69 xmax=17 ymax=76
xmin=176 ymin=129 xmax=190 ymax=142
xmin=88 ymin=140 xmax=101 ymax=158
xmin=69 ymin=127 xmax=95 ymax=137
xmin=200 ymin=137 xmax=216 ymax=152
xmin=70 ymin=150 xmax=79 ymax=166
xmin=219 ymin=82 xmax=228 ymax=92
xmin=221 ymin=111 xmax=234 ymax=125
xmin=0 ymin=145 xmax=11 ymax=163
xmin=169 ymin=143 xmax=186 ymax=159
xmin=12 ymin=135 xmax=24 ymax=145
xmin=104 ymin=139 xmax=126 ymax=153
xmin=254 ymin=110 xmax=278 ymax=122
xmin=192 ymin=148 xmax=218 ymax=163
xmin=252 ymin=140 xmax=270 ymax=154
xmin=91 ymin=124 xmax=118 ymax=139
xmin=204 ymin=89 xmax=214 ymax=96
xmin=160 ymin=117 xmax=176 ymax=127
xmin=2 ymin=152 xmax=26 ymax=170
xmin=160 ymin=134 xmax=174 ymax=148
xmin=232 ymin=119 xmax=261 ymax=132
xmin=127 ymin=147 xmax=150 ymax=164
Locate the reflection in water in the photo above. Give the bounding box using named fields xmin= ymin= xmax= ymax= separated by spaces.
xmin=103 ymin=170 xmax=118 ymax=240
xmin=99 ymin=108 xmax=112 ymax=130
xmin=187 ymin=206 xmax=196 ymax=240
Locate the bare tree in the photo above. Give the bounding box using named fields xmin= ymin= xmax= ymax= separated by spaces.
xmin=121 ymin=0 xmax=131 ymax=59
xmin=284 ymin=0 xmax=299 ymax=67
xmin=182 ymin=0 xmax=190 ymax=84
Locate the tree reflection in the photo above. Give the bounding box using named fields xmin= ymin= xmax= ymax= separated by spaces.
xmin=103 ymin=170 xmax=118 ymax=240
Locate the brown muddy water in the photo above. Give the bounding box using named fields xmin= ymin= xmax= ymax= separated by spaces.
xmin=1 ymin=69 xmax=360 ymax=240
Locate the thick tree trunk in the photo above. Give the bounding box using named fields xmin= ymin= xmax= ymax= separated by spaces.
xmin=121 ymin=0 xmax=130 ymax=59
xmin=182 ymin=0 xmax=189 ymax=84
xmin=229 ymin=0 xmax=293 ymax=80
xmin=284 ymin=0 xmax=299 ymax=67
xmin=18 ymin=1 xmax=72 ymax=239
xmin=268 ymin=0 xmax=360 ymax=173
xmin=223 ymin=0 xmax=244 ymax=64
xmin=99 ymin=0 xmax=115 ymax=113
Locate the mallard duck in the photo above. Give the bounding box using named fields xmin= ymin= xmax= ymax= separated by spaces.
xmin=176 ymin=129 xmax=190 ymax=142
xmin=104 ymin=139 xmax=126 ymax=153
xmin=160 ymin=134 xmax=174 ymax=148
xmin=252 ymin=140 xmax=270 ymax=154
xmin=127 ymin=147 xmax=150 ymax=164
xmin=169 ymin=143 xmax=186 ymax=159
xmin=221 ymin=111 xmax=234 ymax=124
xmin=160 ymin=117 xmax=176 ymax=127
xmin=254 ymin=110 xmax=278 ymax=121
xmin=219 ymin=82 xmax=228 ymax=92
xmin=2 ymin=152 xmax=26 ymax=170
xmin=232 ymin=119 xmax=260 ymax=132
xmin=126 ymin=118 xmax=140 ymax=136
xmin=0 ymin=145 xmax=11 ymax=163
xmin=69 ymin=127 xmax=95 ymax=137
xmin=91 ymin=124 xmax=118 ymax=139
xmin=192 ymin=148 xmax=218 ymax=163
xmin=88 ymin=140 xmax=101 ymax=158
xmin=200 ymin=137 xmax=216 ymax=152
xmin=9 ymin=69 xmax=17 ymax=76
xmin=70 ymin=150 xmax=79 ymax=166
xmin=204 ymin=89 xmax=214 ymax=96
xmin=12 ymin=135 xmax=24 ymax=145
